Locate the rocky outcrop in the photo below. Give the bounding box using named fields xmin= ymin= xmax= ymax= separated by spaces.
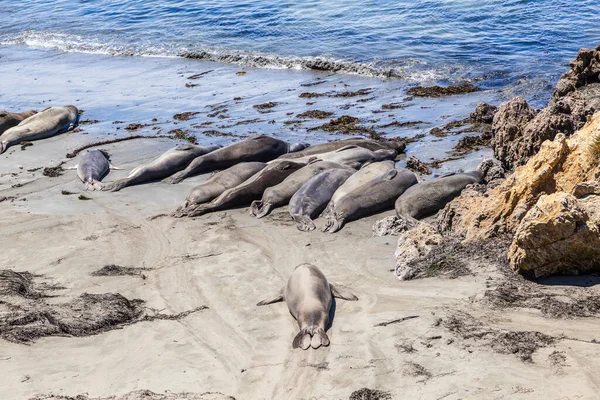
xmin=492 ymin=46 xmax=600 ymax=171
xmin=508 ymin=192 xmax=600 ymax=277
xmin=395 ymin=223 xmax=443 ymax=280
xmin=373 ymin=215 xmax=412 ymax=236
xmin=405 ymin=155 xmax=431 ymax=175
xmin=470 ymin=102 xmax=498 ymax=124
xmin=476 ymin=158 xmax=505 ymax=183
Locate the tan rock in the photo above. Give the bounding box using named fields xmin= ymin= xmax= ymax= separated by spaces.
xmin=394 ymin=223 xmax=443 ymax=280
xmin=508 ymin=192 xmax=600 ymax=277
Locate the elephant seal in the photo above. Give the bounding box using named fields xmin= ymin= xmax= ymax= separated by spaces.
xmin=323 ymin=168 xmax=417 ymax=233
xmin=0 ymin=106 xmax=79 ymax=154
xmin=173 ymin=162 xmax=267 ymax=216
xmin=70 ymin=150 xmax=121 ymax=190
xmin=278 ymin=138 xmax=405 ymax=160
xmin=256 ymin=263 xmax=358 ymax=350
xmin=250 ymin=160 xmax=342 ymax=218
xmin=177 ymin=160 xmax=305 ymax=217
xmin=395 ymin=171 xmax=483 ymax=220
xmin=324 ymin=160 xmax=396 ymax=216
xmin=288 ymin=145 xmax=396 ymax=169
xmin=163 ymin=135 xmax=309 ymax=184
xmin=0 ymin=109 xmax=37 ymax=135
xmin=289 ymin=168 xmax=354 ymax=231
xmin=103 ymin=143 xmax=221 ymax=192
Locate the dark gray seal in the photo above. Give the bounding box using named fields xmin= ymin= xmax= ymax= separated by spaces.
xmin=0 ymin=109 xmax=37 ymax=135
xmin=0 ymin=106 xmax=79 ymax=154
xmin=163 ymin=135 xmax=309 ymax=184
xmin=173 ymin=161 xmax=267 ymax=216
xmin=278 ymin=138 xmax=405 ymax=160
xmin=256 ymin=263 xmax=358 ymax=350
xmin=289 ymin=168 xmax=354 ymax=231
xmin=323 ymin=168 xmax=417 ymax=233
xmin=290 ymin=145 xmax=397 ymax=169
xmin=250 ymin=160 xmax=342 ymax=219
xmin=103 ymin=143 xmax=221 ymax=191
xmin=71 ymin=150 xmax=121 ymax=190
xmin=177 ymin=160 xmax=305 ymax=217
xmin=395 ymin=171 xmax=484 ymax=220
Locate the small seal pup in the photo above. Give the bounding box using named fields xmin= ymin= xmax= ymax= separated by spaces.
xmin=173 ymin=162 xmax=267 ymax=216
xmin=256 ymin=263 xmax=358 ymax=350
xmin=0 ymin=106 xmax=79 ymax=154
xmin=177 ymin=160 xmax=305 ymax=217
xmin=0 ymin=109 xmax=37 ymax=135
xmin=395 ymin=171 xmax=483 ymax=220
xmin=250 ymin=160 xmax=343 ymax=218
xmin=323 ymin=168 xmax=417 ymax=233
xmin=289 ymin=168 xmax=354 ymax=231
xmin=288 ymin=145 xmax=397 ymax=168
xmin=163 ymin=135 xmax=309 ymax=184
xmin=103 ymin=143 xmax=221 ymax=191
xmin=278 ymin=138 xmax=405 ymax=160
xmin=69 ymin=150 xmax=121 ymax=190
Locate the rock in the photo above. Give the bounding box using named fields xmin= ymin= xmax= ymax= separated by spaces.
xmin=372 ymin=215 xmax=412 ymax=236
xmin=571 ymin=181 xmax=600 ymax=198
xmin=477 ymin=158 xmax=505 ymax=183
xmin=470 ymin=102 xmax=498 ymax=124
xmin=492 ymin=46 xmax=600 ymax=171
xmin=508 ymin=192 xmax=600 ymax=277
xmin=491 ymin=97 xmax=537 ymax=171
xmin=395 ymin=223 xmax=443 ymax=280
xmin=405 ymin=155 xmax=431 ymax=175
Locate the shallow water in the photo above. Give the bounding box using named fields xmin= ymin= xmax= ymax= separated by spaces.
xmin=2 ymin=1 xmax=599 ymax=102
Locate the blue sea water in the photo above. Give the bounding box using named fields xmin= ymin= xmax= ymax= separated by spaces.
xmin=1 ymin=0 xmax=599 ymax=99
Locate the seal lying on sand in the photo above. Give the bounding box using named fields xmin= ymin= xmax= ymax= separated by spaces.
xmin=289 ymin=168 xmax=354 ymax=231
xmin=70 ymin=150 xmax=121 ymax=190
xmin=257 ymin=263 xmax=358 ymax=350
xmin=177 ymin=160 xmax=304 ymax=217
xmin=289 ymin=145 xmax=397 ymax=168
xmin=250 ymin=160 xmax=342 ymax=218
xmin=323 ymin=168 xmax=417 ymax=233
xmin=163 ymin=135 xmax=309 ymax=184
xmin=0 ymin=106 xmax=78 ymax=154
xmin=103 ymin=143 xmax=221 ymax=192
xmin=323 ymin=160 xmax=395 ymax=217
xmin=173 ymin=162 xmax=267 ymax=216
xmin=395 ymin=171 xmax=483 ymax=220
xmin=278 ymin=138 xmax=405 ymax=160
xmin=0 ymin=109 xmax=37 ymax=135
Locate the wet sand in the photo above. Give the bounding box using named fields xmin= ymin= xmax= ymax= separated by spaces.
xmin=2 ymin=47 xmax=600 ymax=400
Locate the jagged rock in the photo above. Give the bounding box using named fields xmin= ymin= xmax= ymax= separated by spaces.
xmin=477 ymin=158 xmax=505 ymax=183
xmin=492 ymin=46 xmax=600 ymax=171
xmin=394 ymin=223 xmax=443 ymax=280
xmin=470 ymin=102 xmax=498 ymax=124
xmin=508 ymin=192 xmax=600 ymax=277
xmin=571 ymin=181 xmax=600 ymax=198
xmin=405 ymin=155 xmax=431 ymax=175
xmin=372 ymin=215 xmax=412 ymax=236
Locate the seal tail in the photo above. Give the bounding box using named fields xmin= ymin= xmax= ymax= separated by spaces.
xmin=292 ymin=329 xmax=312 ymax=350
xmin=174 ymin=204 xmax=210 ymax=218
xmin=162 ymin=171 xmax=186 ymax=184
xmin=0 ymin=141 xmax=7 ymax=154
xmin=102 ymin=178 xmax=130 ymax=192
xmin=323 ymin=214 xmax=344 ymax=233
xmin=292 ymin=215 xmax=316 ymax=232
xmin=89 ymin=180 xmax=103 ymax=191
xmin=250 ymin=200 xmax=273 ymax=219
xmin=311 ymin=328 xmax=330 ymax=349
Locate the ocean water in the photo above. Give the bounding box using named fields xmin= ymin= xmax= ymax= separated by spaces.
xmin=2 ymin=0 xmax=599 ymax=102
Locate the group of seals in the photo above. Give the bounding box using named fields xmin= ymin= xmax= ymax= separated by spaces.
xmin=257 ymin=263 xmax=358 ymax=350
xmin=289 ymin=145 xmax=397 ymax=168
xmin=0 ymin=106 xmax=79 ymax=154
xmin=162 ymin=135 xmax=308 ymax=184
xmin=278 ymin=138 xmax=405 ymax=160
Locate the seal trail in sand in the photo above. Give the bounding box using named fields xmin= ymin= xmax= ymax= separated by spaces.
xmin=70 ymin=149 xmax=121 ymax=190
xmin=0 ymin=109 xmax=37 ymax=135
xmin=256 ymin=263 xmax=358 ymax=350
xmin=103 ymin=143 xmax=221 ymax=191
xmin=250 ymin=160 xmax=342 ymax=219
xmin=0 ymin=106 xmax=78 ymax=154
xmin=163 ymin=135 xmax=308 ymax=184
xmin=395 ymin=171 xmax=483 ymax=220
xmin=288 ymin=168 xmax=353 ymax=231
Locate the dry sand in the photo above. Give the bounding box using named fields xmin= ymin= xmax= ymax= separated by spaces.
xmin=1 ymin=136 xmax=600 ymax=400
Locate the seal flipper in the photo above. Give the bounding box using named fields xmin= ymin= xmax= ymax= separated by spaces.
xmin=292 ymin=329 xmax=312 ymax=350
xmin=292 ymin=214 xmax=316 ymax=232
xmin=311 ymin=328 xmax=330 ymax=349
xmin=102 ymin=178 xmax=130 ymax=192
xmin=330 ymin=284 xmax=358 ymax=301
xmin=256 ymin=287 xmax=284 ymax=306
xmin=108 ymin=162 xmax=122 ymax=170
xmin=323 ymin=213 xmax=344 ymax=233
xmin=250 ymin=200 xmax=273 ymax=219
